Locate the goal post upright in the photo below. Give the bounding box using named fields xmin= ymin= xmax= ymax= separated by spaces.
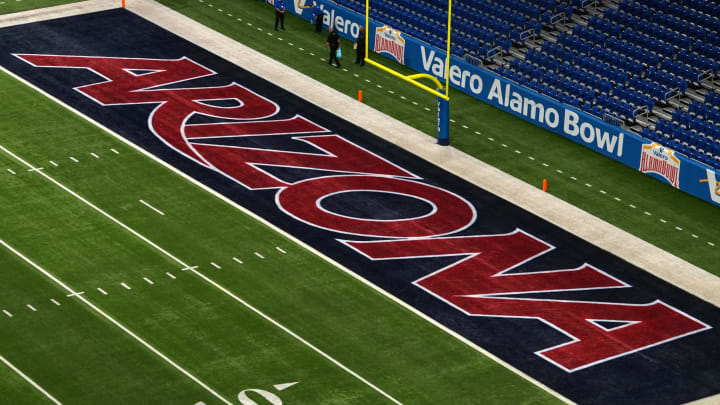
xmin=364 ymin=0 xmax=453 ymax=145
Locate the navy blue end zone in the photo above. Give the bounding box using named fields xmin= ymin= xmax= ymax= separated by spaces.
xmin=1 ymin=9 xmax=719 ymax=404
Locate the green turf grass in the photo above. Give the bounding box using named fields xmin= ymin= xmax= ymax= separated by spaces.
xmin=156 ymin=0 xmax=720 ymax=275
xmin=0 ymin=0 xmax=82 ymax=15
xmin=0 ymin=63 xmax=559 ymax=403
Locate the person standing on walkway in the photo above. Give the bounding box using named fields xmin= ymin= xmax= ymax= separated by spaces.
xmin=274 ymin=0 xmax=286 ymax=31
xmin=355 ymin=26 xmax=365 ymax=65
xmin=324 ymin=26 xmax=341 ymax=68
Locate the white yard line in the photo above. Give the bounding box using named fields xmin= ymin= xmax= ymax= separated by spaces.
xmin=0 ymin=239 xmax=233 ymax=405
xmin=0 ymin=144 xmax=401 ymax=405
xmin=0 ymin=353 xmax=62 ymax=405
xmin=139 ymin=200 xmax=165 ymax=216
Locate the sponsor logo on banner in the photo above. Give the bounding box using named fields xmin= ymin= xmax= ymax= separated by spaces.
xmin=700 ymin=169 xmax=720 ymax=205
xmin=374 ymin=25 xmax=405 ymax=64
xmin=639 ymin=143 xmax=680 ymax=188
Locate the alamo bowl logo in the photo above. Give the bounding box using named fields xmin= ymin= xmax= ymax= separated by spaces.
xmin=639 ymin=143 xmax=680 ymax=188
xmin=374 ymin=26 xmax=405 ymax=64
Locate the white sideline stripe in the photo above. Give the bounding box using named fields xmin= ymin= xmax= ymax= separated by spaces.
xmin=27 ymin=304 xmax=37 ymax=312
xmin=210 ymin=262 xmax=221 ymax=269
xmin=2 ymin=310 xmax=11 ymax=318
xmin=50 ymin=299 xmax=60 ymax=306
xmin=254 ymin=252 xmax=265 ymax=259
xmin=121 ymin=282 xmax=132 ymax=290
xmin=166 ymin=272 xmax=176 ymax=279
xmin=276 ymin=247 xmax=286 ymax=254
xmin=97 ymin=288 xmax=108 ymax=296
xmin=0 ymin=239 xmax=233 ymax=405
xmin=0 ymin=40 xmax=569 ymax=402
xmin=232 ymin=257 xmax=243 ymax=264
xmin=139 ymin=200 xmax=165 ymax=216
xmin=0 ymin=144 xmax=401 ymax=405
xmin=144 ymin=277 xmax=154 ymax=285
xmin=0 ymin=353 xmax=61 ymax=405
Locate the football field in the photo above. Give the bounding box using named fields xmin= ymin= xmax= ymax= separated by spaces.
xmin=0 ymin=67 xmax=560 ymax=404
xmin=0 ymin=1 xmax=719 ymax=404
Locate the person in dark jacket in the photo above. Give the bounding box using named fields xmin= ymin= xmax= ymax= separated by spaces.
xmin=274 ymin=0 xmax=286 ymax=31
xmin=355 ymin=27 xmax=366 ymax=65
xmin=298 ymin=1 xmax=324 ymax=33
xmin=324 ymin=26 xmax=341 ymax=68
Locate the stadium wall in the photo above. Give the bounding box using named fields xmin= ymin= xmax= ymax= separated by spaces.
xmin=287 ymin=0 xmax=720 ymax=208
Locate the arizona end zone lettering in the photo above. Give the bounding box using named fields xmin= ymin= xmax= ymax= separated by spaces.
xmin=16 ymin=54 xmax=710 ymax=372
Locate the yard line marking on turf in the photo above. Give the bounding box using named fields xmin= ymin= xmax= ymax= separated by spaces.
xmin=556 ymin=169 xmax=563 ymax=173
xmin=528 ymin=156 xmax=535 ymax=161
xmin=69 ymin=157 xmax=78 ymax=163
xmin=600 ymin=190 xmax=607 ymax=194
xmin=461 ymin=124 xmax=468 ymax=129
xmin=569 ymin=176 xmax=576 ymax=181
xmin=91 ymin=153 xmax=99 ymax=159
xmin=644 ymin=211 xmax=652 ymax=216
xmin=97 ymin=288 xmax=108 ymax=296
xmin=50 ymin=299 xmax=60 ymax=306
xmin=629 ymin=204 xmax=636 ymax=209
xmin=210 ymin=262 xmax=221 ymax=269
xmin=675 ymin=226 xmax=683 ymax=231
xmin=424 ymin=107 xmax=430 ymax=111
xmin=26 ymin=304 xmax=36 ymax=312
xmin=66 ymin=291 xmax=84 ymax=298
xmin=276 ymin=247 xmax=287 ymax=254
xmin=0 ymin=239 xmax=233 ymax=405
xmin=50 ymin=161 xmax=58 ymax=167
xmin=400 ymin=95 xmax=406 ymax=99
xmin=501 ymin=144 xmax=507 ymax=148
xmin=0 ymin=148 xmax=401 ymax=403
xmin=387 ymin=90 xmax=394 ymax=94
xmin=709 ymin=242 xmax=715 ymax=246
xmin=614 ymin=197 xmax=622 ymax=201
xmin=488 ymin=137 xmax=494 ymax=141
xmin=27 ymin=166 xmax=43 ymax=173
xmin=166 ymin=272 xmax=176 ymax=280
xmin=7 ymin=168 xmax=15 ymax=175
xmin=542 ymin=162 xmax=549 ymax=167
xmin=181 ymin=265 xmax=199 ymax=271
xmin=254 ymin=252 xmax=265 ymax=259
xmin=692 ymin=234 xmax=699 ymax=239
xmin=585 ymin=183 xmax=592 ymax=187
xmin=2 ymin=310 xmax=11 ymax=318
xmin=660 ymin=219 xmax=667 ymax=223
xmin=110 ymin=148 xmax=119 ymax=154
xmin=0 ymin=353 xmax=61 ymax=405
xmin=450 ymin=119 xmax=456 ymax=123
xmin=232 ymin=257 xmax=243 ymax=264
xmin=144 ymin=277 xmax=155 ymax=285
xmin=514 ymin=150 xmax=521 ymax=154
xmin=139 ymin=200 xmax=165 ymax=216
xmin=121 ymin=282 xmax=132 ymax=290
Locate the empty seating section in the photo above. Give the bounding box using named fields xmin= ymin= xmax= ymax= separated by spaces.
xmin=338 ymin=0 xmax=575 ymax=58
xmin=334 ymin=0 xmax=720 ymax=169
xmin=496 ymin=0 xmax=720 ymax=168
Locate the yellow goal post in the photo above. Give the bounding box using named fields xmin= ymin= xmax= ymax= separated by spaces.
xmin=363 ymin=0 xmax=452 ymax=101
